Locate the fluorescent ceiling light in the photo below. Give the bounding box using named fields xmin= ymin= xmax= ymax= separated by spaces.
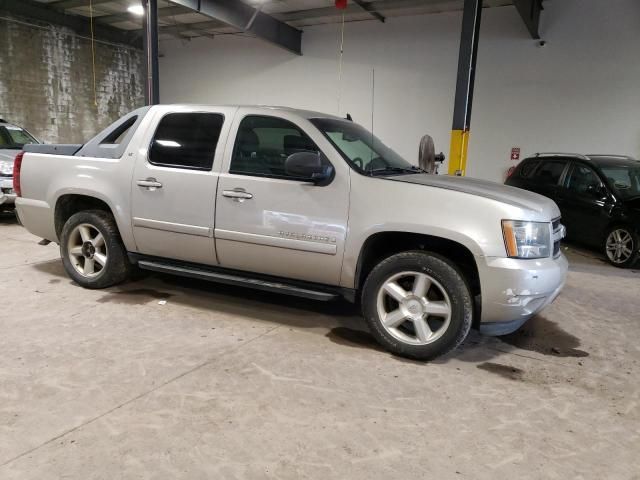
xmin=127 ymin=5 xmax=145 ymax=16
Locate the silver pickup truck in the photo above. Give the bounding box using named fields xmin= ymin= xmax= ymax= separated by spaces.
xmin=15 ymin=105 xmax=567 ymax=359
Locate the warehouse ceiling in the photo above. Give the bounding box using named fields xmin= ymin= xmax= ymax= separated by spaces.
xmin=31 ymin=0 xmax=515 ymax=41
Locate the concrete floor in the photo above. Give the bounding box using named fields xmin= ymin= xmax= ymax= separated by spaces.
xmin=1 ymin=214 xmax=638 ymax=479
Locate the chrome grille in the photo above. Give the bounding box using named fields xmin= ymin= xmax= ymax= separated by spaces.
xmin=552 ymin=217 xmax=564 ymax=257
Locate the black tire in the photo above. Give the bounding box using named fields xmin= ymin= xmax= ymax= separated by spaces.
xmin=603 ymin=225 xmax=639 ymax=268
xmin=60 ymin=210 xmax=132 ymax=289
xmin=361 ymin=251 xmax=473 ymax=360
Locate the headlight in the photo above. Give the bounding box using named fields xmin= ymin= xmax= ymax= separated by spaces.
xmin=0 ymin=160 xmax=13 ymax=176
xmin=502 ymin=220 xmax=551 ymax=259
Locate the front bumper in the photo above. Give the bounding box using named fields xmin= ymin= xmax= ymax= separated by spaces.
xmin=477 ymin=253 xmax=568 ymax=336
xmin=0 ymin=177 xmax=16 ymax=206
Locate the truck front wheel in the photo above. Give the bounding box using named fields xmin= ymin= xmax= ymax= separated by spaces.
xmin=362 ymin=251 xmax=473 ymax=360
xmin=60 ymin=210 xmax=131 ymax=289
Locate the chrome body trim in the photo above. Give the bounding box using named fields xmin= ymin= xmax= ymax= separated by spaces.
xmin=215 ymin=228 xmax=337 ymax=255
xmin=133 ymin=217 xmax=213 ymax=237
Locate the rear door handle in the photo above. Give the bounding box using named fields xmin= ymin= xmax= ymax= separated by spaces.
xmin=137 ymin=178 xmax=163 ymax=190
xmin=223 ymin=189 xmax=253 ymax=200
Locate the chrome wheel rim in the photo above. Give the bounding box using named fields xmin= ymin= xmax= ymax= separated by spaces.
xmin=67 ymin=223 xmax=108 ymax=278
xmin=376 ymin=271 xmax=452 ymax=346
xmin=606 ymin=229 xmax=634 ymax=264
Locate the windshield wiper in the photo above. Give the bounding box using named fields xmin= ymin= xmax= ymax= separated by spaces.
xmin=368 ymin=166 xmax=425 ymax=176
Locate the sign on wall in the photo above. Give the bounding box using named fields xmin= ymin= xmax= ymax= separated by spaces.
xmin=511 ymin=147 xmax=521 ymax=161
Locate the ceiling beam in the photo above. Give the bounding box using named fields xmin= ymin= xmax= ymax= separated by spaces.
xmin=95 ymin=5 xmax=188 ymax=25
xmin=43 ymin=0 xmax=212 ymax=41
xmin=513 ymin=0 xmax=542 ymax=39
xmin=0 ymin=0 xmax=142 ymax=48
xmin=160 ymin=22 xmax=222 ymax=39
xmin=352 ymin=0 xmax=385 ymax=23
xmin=47 ymin=0 xmax=115 ymax=9
xmin=160 ymin=19 xmax=230 ymax=32
xmin=279 ymin=0 xmax=459 ymax=22
xmin=169 ymin=0 xmax=302 ymax=55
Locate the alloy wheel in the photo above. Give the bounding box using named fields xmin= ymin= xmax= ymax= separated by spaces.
xmin=67 ymin=223 xmax=108 ymax=278
xmin=606 ymin=228 xmax=634 ymax=264
xmin=376 ymin=271 xmax=452 ymax=346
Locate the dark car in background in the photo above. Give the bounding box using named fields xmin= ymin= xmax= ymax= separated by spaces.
xmin=0 ymin=118 xmax=39 ymax=213
xmin=506 ymin=153 xmax=640 ymax=267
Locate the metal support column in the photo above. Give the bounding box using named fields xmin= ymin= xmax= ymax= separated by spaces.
xmin=448 ymin=0 xmax=482 ymax=176
xmin=143 ymin=0 xmax=160 ymax=105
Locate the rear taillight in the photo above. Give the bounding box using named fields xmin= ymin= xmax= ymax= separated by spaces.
xmin=13 ymin=151 xmax=24 ymax=197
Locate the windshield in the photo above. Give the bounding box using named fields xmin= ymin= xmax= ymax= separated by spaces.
xmin=600 ymin=164 xmax=640 ymax=199
xmin=0 ymin=126 xmax=37 ymax=149
xmin=310 ymin=118 xmax=418 ymax=176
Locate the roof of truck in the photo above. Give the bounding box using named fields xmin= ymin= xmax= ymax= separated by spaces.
xmin=158 ymin=104 xmax=346 ymax=121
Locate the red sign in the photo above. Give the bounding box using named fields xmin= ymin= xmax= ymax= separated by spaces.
xmin=511 ymin=147 xmax=521 ymax=161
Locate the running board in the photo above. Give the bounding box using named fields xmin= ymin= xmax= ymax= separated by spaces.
xmin=136 ymin=260 xmax=341 ymax=302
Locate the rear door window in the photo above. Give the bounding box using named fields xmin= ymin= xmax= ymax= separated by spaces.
xmin=531 ymin=160 xmax=567 ymax=186
xmin=565 ymin=163 xmax=603 ymax=195
xmin=149 ymin=113 xmax=224 ymax=171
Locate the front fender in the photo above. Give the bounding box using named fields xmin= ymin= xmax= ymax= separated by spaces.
xmin=340 ymin=223 xmax=484 ymax=288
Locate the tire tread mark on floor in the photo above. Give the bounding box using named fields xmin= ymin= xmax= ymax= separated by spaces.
xmin=0 ymin=325 xmax=281 ymax=469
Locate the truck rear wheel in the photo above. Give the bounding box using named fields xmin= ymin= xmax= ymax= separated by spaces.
xmin=362 ymin=251 xmax=473 ymax=360
xmin=60 ymin=210 xmax=131 ymax=289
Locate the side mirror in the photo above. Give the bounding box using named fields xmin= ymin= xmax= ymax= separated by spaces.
xmin=285 ymin=151 xmax=333 ymax=185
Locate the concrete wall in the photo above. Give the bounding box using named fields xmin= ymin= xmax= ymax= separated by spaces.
xmin=159 ymin=0 xmax=640 ymax=182
xmin=0 ymin=15 xmax=145 ymax=144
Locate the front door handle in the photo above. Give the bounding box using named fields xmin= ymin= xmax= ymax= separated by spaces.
xmin=137 ymin=178 xmax=163 ymax=190
xmin=223 ymin=189 xmax=253 ymax=200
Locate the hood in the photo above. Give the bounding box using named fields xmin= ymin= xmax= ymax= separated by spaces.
xmin=0 ymin=149 xmax=19 ymax=163
xmin=389 ymin=174 xmax=559 ymax=216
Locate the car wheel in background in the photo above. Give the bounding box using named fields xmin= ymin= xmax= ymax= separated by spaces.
xmin=362 ymin=251 xmax=473 ymax=360
xmin=60 ymin=210 xmax=132 ymax=288
xmin=604 ymin=226 xmax=639 ymax=268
